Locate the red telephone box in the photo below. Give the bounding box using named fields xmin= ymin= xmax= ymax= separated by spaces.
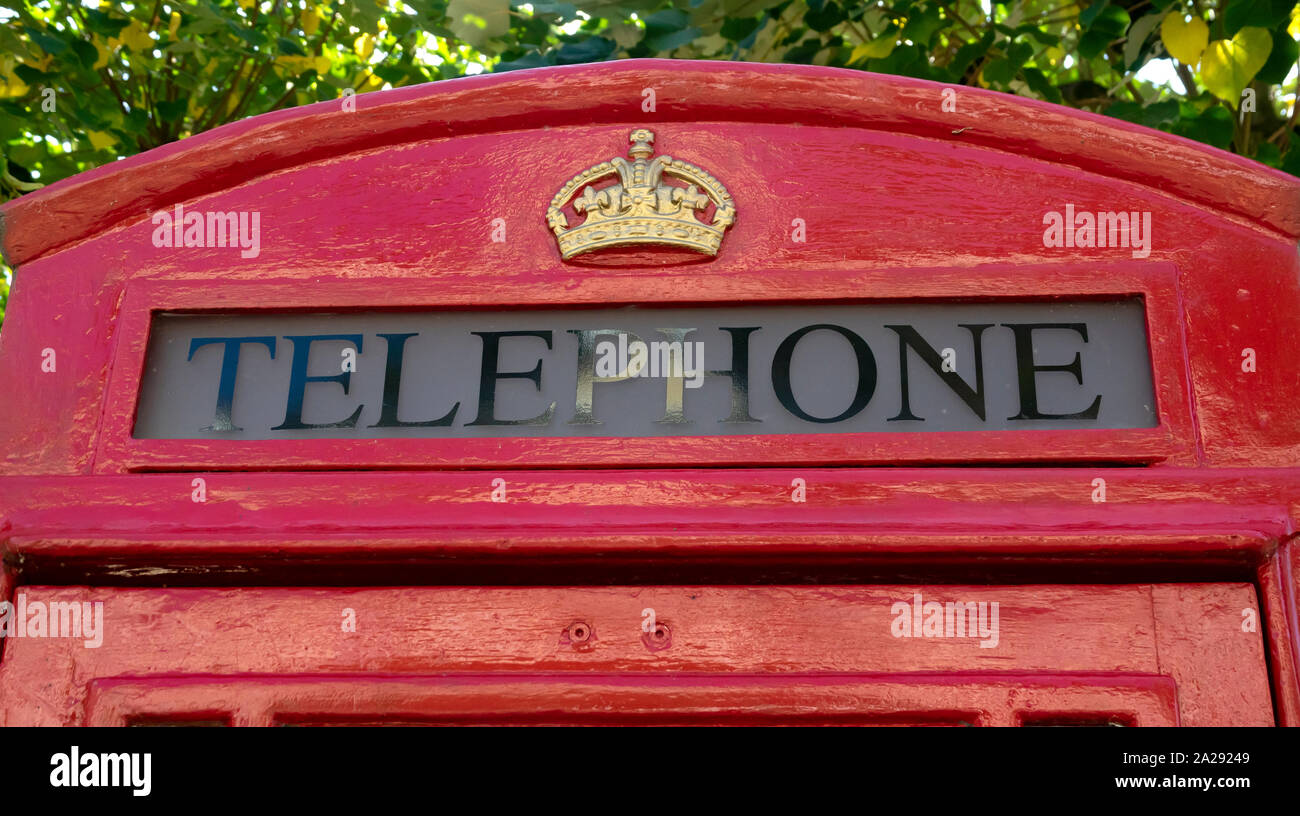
xmin=0 ymin=59 xmax=1297 ymax=726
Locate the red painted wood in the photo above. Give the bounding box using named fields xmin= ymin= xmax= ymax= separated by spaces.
xmin=1260 ymin=539 xmax=1300 ymax=725
xmin=0 ymin=585 xmax=1270 ymax=726
xmin=83 ymin=675 xmax=1182 ymax=726
xmin=0 ymin=470 xmax=1294 ymax=570
xmin=3 ymin=60 xmax=1296 ymax=267
xmin=0 ymin=73 xmax=1297 ymax=470
xmin=1 ymin=60 xmax=1297 ymax=725
xmin=0 ymin=563 xmax=12 ymax=664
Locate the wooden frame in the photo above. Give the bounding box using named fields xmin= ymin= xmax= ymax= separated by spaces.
xmin=94 ymin=261 xmax=1193 ymax=471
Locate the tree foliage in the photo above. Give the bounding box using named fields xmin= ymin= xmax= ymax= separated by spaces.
xmin=0 ymin=0 xmax=1297 ymax=199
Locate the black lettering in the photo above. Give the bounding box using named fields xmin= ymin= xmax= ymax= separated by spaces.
xmin=771 ymin=324 xmax=876 ymax=423
xmin=1003 ymin=322 xmax=1102 ymax=420
xmin=708 ymin=326 xmax=761 ymax=423
xmin=187 ymin=336 xmax=276 ymax=432
xmin=885 ymin=324 xmax=990 ymax=421
xmin=369 ymin=332 xmax=459 ymax=427
xmin=467 ymin=330 xmax=556 ymax=426
xmin=272 ymin=334 xmax=365 ymax=430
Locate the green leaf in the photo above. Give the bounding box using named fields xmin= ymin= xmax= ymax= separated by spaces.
xmin=23 ymin=26 xmax=69 ymax=55
xmin=1161 ymin=13 xmax=1209 ymax=65
xmin=277 ymin=37 xmax=307 ymax=56
xmin=1256 ymin=22 xmax=1299 ymax=84
xmin=69 ymin=39 xmax=99 ymax=69
xmin=13 ymin=64 xmax=49 ymax=84
xmin=1020 ymin=26 xmax=1060 ymax=47
xmin=1106 ymin=98 xmax=1180 ymax=128
xmin=1006 ymin=40 xmax=1034 ymax=65
xmin=783 ymin=37 xmax=823 ymax=63
xmin=553 ymin=37 xmax=617 ymax=64
xmin=805 ymin=1 xmax=845 ymax=32
xmin=1022 ymin=67 xmax=1062 ymax=103
xmin=1079 ymin=0 xmax=1108 ymax=29
xmin=1281 ymin=134 xmax=1300 ymax=177
xmin=1222 ymin=0 xmax=1294 ymax=37
xmin=644 ymin=12 xmax=701 ymax=52
xmin=982 ymin=57 xmax=1016 ymax=85
xmin=1078 ymin=29 xmax=1112 ymax=59
xmin=850 ymin=26 xmax=898 ymax=63
xmin=1124 ymin=13 xmax=1165 ymax=71
xmin=946 ymin=30 xmax=994 ymax=80
xmin=81 ymin=9 xmax=130 ymax=38
xmin=156 ymin=99 xmax=188 ymax=122
xmin=1254 ymin=141 xmax=1282 ymax=167
xmin=721 ymin=17 xmax=762 ymax=41
xmin=1171 ymin=104 xmax=1234 ymax=149
xmin=1092 ymin=5 xmax=1131 ymax=34
xmin=226 ymin=20 xmax=268 ymax=48
xmin=869 ymin=42 xmax=926 ymax=77
xmin=1200 ymin=27 xmax=1273 ymax=103
xmin=644 ymin=9 xmax=691 ymax=36
xmin=0 ymin=108 xmax=28 ymax=141
xmin=494 ymin=51 xmax=549 ymax=72
xmin=446 ymin=0 xmax=511 ymax=48
xmin=1079 ymin=5 xmax=1131 ymax=58
xmin=531 ymin=2 xmax=580 ymax=22
xmin=901 ymin=6 xmax=945 ymax=46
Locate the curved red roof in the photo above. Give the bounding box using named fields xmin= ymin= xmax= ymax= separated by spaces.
xmin=3 ymin=58 xmax=1298 ymax=267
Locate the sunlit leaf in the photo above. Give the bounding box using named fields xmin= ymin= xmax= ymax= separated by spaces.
xmin=446 ymin=0 xmax=510 ymax=48
xmin=1199 ymin=27 xmax=1273 ymax=102
xmin=1160 ymin=12 xmax=1209 ymax=66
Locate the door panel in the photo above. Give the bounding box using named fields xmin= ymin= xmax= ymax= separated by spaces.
xmin=86 ymin=675 xmax=1180 ymax=727
xmin=0 ymin=583 xmax=1272 ymax=725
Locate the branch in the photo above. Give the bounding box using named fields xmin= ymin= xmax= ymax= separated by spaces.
xmin=937 ymin=1 xmax=984 ymax=40
xmin=1175 ymin=62 xmax=1197 ymax=96
xmin=1 ymin=165 xmax=44 ymax=193
xmin=1276 ymin=55 xmax=1300 ymax=151
xmin=195 ymin=57 xmax=250 ymax=133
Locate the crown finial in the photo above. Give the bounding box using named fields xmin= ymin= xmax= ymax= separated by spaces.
xmin=545 ymin=130 xmax=736 ymax=260
xmin=628 ymin=129 xmax=655 ymax=159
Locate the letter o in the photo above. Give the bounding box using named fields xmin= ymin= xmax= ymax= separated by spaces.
xmin=771 ymin=324 xmax=877 ymax=423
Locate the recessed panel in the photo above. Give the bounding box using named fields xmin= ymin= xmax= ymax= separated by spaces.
xmin=134 ymin=300 xmax=1156 ymax=440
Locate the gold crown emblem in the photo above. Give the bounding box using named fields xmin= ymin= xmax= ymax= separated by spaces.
xmin=546 ymin=129 xmax=736 ymax=260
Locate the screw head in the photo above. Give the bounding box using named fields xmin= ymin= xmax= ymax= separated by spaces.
xmin=642 ymin=622 xmax=672 ymax=651
xmin=566 ymin=621 xmax=593 ymax=645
